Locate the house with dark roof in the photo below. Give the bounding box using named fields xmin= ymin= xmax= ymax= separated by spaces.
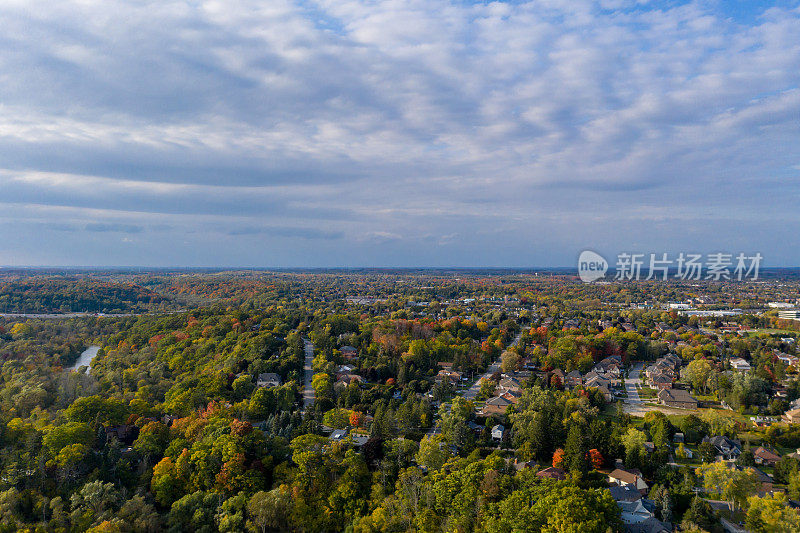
xmin=591 ymin=384 xmax=613 ymax=402
xmin=536 ymin=466 xmax=566 ymax=480
xmin=498 ymin=377 xmax=521 ymax=392
xmin=340 ymin=346 xmax=358 ymax=359
xmin=657 ymin=388 xmax=698 ymax=409
xmin=330 ymin=429 xmax=349 ymax=441
xmin=702 ymin=436 xmax=742 ymax=461
xmin=350 ymin=433 xmax=370 ymax=447
xmin=565 ymin=370 xmax=582 ymax=388
xmin=649 ymin=373 xmax=674 ymax=390
xmin=624 ymin=516 xmax=671 ymax=533
xmin=256 ymin=372 xmax=282 ymax=388
xmin=608 ymin=484 xmax=643 ymax=502
xmin=481 ymin=395 xmax=512 ymax=416
xmin=608 ymin=484 xmax=671 ymax=533
xmin=593 ymin=356 xmax=622 ymax=377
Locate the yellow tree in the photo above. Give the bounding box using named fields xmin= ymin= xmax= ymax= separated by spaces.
xmin=746 ymin=493 xmax=800 ymax=533
xmin=696 ymin=462 xmax=759 ymax=513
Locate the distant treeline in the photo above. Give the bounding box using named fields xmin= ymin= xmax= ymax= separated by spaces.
xmin=0 ymin=278 xmax=169 ymax=313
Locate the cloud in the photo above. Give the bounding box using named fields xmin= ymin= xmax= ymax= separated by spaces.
xmin=0 ymin=0 xmax=798 ymax=265
xmin=84 ymin=223 xmax=143 ymax=233
xmin=226 ymin=226 xmax=343 ymax=239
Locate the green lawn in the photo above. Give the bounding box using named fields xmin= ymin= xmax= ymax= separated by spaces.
xmin=745 ymin=328 xmax=798 ymax=336
xmin=637 ymin=385 xmax=657 ymax=398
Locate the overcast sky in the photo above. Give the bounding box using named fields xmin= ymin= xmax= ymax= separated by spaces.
xmin=1 ymin=0 xmax=799 ymax=267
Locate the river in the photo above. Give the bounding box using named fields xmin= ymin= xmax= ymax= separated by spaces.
xmin=68 ymin=345 xmax=100 ymax=372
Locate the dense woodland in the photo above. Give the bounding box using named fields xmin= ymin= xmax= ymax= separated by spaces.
xmin=0 ymin=271 xmax=799 ymax=531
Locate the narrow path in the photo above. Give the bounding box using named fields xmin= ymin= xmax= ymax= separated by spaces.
xmin=302 ymin=339 xmax=315 ymax=413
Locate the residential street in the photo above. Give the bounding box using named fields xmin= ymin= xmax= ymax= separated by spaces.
xmin=302 ymin=339 xmax=315 ymax=412
xmin=622 ymin=361 xmax=690 ymax=416
xmin=462 ymin=330 xmax=523 ymax=400
xmin=625 ymin=362 xmax=643 ymax=405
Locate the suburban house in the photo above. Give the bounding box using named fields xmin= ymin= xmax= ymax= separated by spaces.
xmin=498 ymin=377 xmax=522 ymax=393
xmin=608 ymin=484 xmax=643 ymax=503
xmin=649 ymin=373 xmax=674 ymax=390
xmin=329 ymin=429 xmax=349 ymax=441
xmin=657 ymin=388 xmax=698 ymax=409
xmin=350 ymin=433 xmax=370 ymax=447
xmin=499 ymin=389 xmax=522 ymax=404
xmin=753 ymin=446 xmax=782 ymax=467
xmin=256 ymin=372 xmax=282 ymax=388
xmin=677 ymin=446 xmax=694 ymax=459
xmin=595 ymin=384 xmax=613 ymax=402
xmin=752 ymin=467 xmax=775 ymax=494
xmin=491 ymin=424 xmax=505 ymax=442
xmin=104 ymin=424 xmax=139 ymax=446
xmin=608 ymin=468 xmax=649 ymax=494
xmin=593 ymin=356 xmax=622 ymax=377
xmin=702 ymin=436 xmax=742 ymax=462
xmin=536 ymin=467 xmax=566 ymax=480
xmin=730 ymin=357 xmax=752 ymax=372
xmin=617 ymin=499 xmax=658 ymax=527
xmin=585 ymin=372 xmax=613 ymax=389
xmin=340 ymin=346 xmax=358 ymax=359
xmin=436 ymin=369 xmax=463 ymax=384
xmin=336 ymin=372 xmax=363 ymax=385
xmin=608 ymin=485 xmax=671 ymax=532
xmin=645 ymin=355 xmax=681 ymax=389
xmin=481 ymin=395 xmax=512 ymax=416
xmin=783 ymin=408 xmax=800 ymax=424
xmin=565 ymin=370 xmax=582 ymax=388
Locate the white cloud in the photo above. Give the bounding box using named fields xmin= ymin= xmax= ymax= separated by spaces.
xmin=0 ymin=0 xmax=798 ymax=265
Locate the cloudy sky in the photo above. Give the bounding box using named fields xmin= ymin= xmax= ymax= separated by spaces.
xmin=1 ymin=0 xmax=799 ymax=267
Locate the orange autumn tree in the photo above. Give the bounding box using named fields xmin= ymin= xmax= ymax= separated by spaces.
xmin=349 ymin=411 xmax=365 ymax=427
xmin=552 ymin=448 xmax=565 ymax=468
xmin=589 ymin=449 xmax=604 ymax=469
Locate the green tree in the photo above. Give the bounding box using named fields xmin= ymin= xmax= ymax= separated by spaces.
xmin=247 ymin=486 xmax=293 ymax=533
xmin=416 ymin=435 xmax=451 ymax=472
xmin=564 ymin=424 xmax=589 ymax=476
xmin=167 ymin=491 xmax=218 ymax=533
xmin=621 ymin=428 xmax=647 ymax=467
xmin=696 ymin=461 xmax=759 ymax=513
xmin=682 ymin=359 xmax=713 ymax=393
xmin=440 ymin=397 xmax=475 ymax=452
xmin=746 ymin=493 xmax=800 ymax=533
xmin=133 ymin=421 xmax=170 ymax=465
xmin=501 ymin=350 xmax=521 ymax=373
xmin=69 ymin=481 xmax=120 ymax=531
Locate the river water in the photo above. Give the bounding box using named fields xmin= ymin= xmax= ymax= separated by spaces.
xmin=68 ymin=345 xmax=100 ymax=372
